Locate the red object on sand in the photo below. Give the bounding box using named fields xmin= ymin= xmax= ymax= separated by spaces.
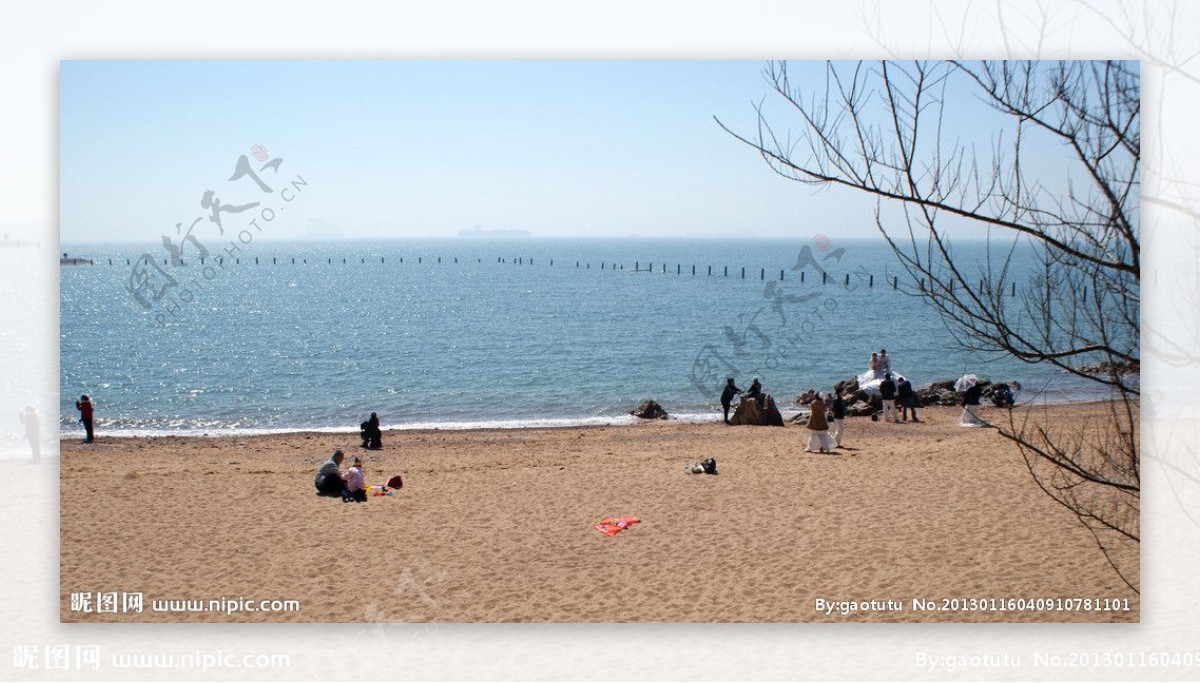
xmin=594 ymin=516 xmax=641 ymax=537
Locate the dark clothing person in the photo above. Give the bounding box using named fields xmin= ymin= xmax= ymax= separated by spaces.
xmin=831 ymin=395 xmax=846 ymax=420
xmin=720 ymin=380 xmax=742 ymax=424
xmin=745 ymin=379 xmax=764 ymax=408
xmin=897 ymin=378 xmax=918 ymax=422
xmin=75 ymin=396 xmax=94 ymax=444
xmin=964 ymin=384 xmax=983 ymax=406
xmin=315 ymin=455 xmax=345 ymax=497
xmin=361 ymin=413 xmax=382 ymax=449
xmin=879 ymin=377 xmax=897 ymax=400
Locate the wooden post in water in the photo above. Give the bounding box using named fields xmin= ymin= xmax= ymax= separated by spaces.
xmin=869 ymin=274 xmax=873 ymax=287
xmin=780 ymin=269 xmax=784 ymax=281
xmin=708 ymin=265 xmax=712 ymax=276
xmin=845 ymin=273 xmax=849 ymax=286
xmin=692 ymin=265 xmax=696 ymax=275
xmin=760 ymin=268 xmax=764 ymax=280
xmin=801 ymin=271 xmax=805 ymax=283
xmin=1012 ymin=282 xmax=1016 ymax=297
xmin=724 ymin=266 xmax=728 ymax=277
xmin=677 ymin=264 xmax=680 ymax=274
xmin=893 ymin=276 xmax=898 ymax=289
xmin=741 ymin=267 xmax=745 ymax=279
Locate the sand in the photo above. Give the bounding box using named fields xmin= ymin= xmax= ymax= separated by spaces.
xmin=59 ymin=402 xmax=1139 ymax=623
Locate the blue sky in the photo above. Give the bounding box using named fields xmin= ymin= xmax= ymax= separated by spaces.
xmin=60 ymin=60 xmax=1074 ymax=243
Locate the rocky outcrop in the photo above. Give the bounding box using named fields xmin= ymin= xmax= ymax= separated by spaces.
xmin=796 ymin=376 xmax=1022 ymax=414
xmin=915 ymin=380 xmax=958 ymax=406
xmin=1079 ymin=360 xmax=1139 ymax=376
xmin=631 ymin=400 xmax=668 ymax=420
xmin=730 ymin=394 xmax=785 ymax=426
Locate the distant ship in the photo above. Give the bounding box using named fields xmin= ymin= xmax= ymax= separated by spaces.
xmin=458 ymin=226 xmax=531 ymax=238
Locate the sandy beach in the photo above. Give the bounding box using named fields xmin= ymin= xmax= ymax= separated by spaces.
xmin=59 ymin=402 xmax=1138 ymax=623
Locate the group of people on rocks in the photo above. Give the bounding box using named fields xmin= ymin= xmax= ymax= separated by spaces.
xmin=719 ymin=347 xmax=1003 ymax=454
xmin=719 ymin=377 xmax=764 ymax=424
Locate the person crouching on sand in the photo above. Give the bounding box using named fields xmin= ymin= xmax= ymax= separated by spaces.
xmin=342 ymin=457 xmax=367 ymax=503
xmin=315 ymin=449 xmax=346 ymax=497
xmin=804 ymin=394 xmax=836 ymax=454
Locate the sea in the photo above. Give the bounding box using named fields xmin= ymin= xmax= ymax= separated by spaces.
xmin=58 ymin=237 xmax=1126 ymax=437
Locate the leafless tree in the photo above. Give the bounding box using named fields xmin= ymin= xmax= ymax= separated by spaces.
xmin=718 ymin=60 xmax=1139 ymax=590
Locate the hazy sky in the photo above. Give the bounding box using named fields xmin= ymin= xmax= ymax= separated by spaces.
xmin=60 ymin=60 xmax=1071 ymax=243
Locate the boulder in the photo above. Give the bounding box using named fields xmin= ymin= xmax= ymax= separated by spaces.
xmin=794 ymin=389 xmax=818 ymax=406
xmin=846 ymin=397 xmax=879 ymax=417
xmin=730 ymin=394 xmax=785 ymax=427
xmin=631 ymin=400 xmax=668 ymax=420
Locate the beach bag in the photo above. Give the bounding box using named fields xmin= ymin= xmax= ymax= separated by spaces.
xmin=386 ymin=475 xmax=403 ymax=489
xmin=701 ymin=458 xmax=717 ymax=475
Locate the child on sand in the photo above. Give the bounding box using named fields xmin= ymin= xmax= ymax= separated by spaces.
xmin=342 ymin=457 xmax=367 ymax=502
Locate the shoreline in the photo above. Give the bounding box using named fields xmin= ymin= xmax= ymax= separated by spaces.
xmin=57 ymin=397 xmax=1130 ymax=441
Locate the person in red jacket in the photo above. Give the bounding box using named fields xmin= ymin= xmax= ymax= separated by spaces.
xmin=75 ymin=394 xmax=94 ymax=443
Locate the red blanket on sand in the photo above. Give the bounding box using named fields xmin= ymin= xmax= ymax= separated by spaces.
xmin=594 ymin=516 xmax=641 ymax=537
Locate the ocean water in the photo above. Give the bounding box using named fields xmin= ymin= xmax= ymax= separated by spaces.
xmin=59 ymin=237 xmax=1123 ymax=436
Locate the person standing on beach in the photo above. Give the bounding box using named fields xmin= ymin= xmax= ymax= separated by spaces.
xmin=960 ymin=383 xmax=985 ymax=426
xmin=720 ymin=378 xmax=742 ymax=424
xmin=315 ymin=449 xmax=346 ymax=497
xmin=804 ymin=394 xmax=835 ymax=454
xmin=879 ymin=374 xmax=898 ymax=423
xmin=75 ymin=395 xmax=94 ymax=444
xmin=897 ymin=376 xmax=919 ymax=422
xmin=830 ymin=389 xmax=846 ymax=447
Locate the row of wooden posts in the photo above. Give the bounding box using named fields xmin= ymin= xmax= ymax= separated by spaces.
xmin=96 ymin=254 xmax=1019 ymax=295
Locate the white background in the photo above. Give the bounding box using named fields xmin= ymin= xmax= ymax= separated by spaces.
xmin=1 ymin=0 xmax=1196 ymax=680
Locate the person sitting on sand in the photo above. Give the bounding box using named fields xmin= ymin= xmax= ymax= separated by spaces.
xmin=745 ymin=377 xmax=764 ymax=408
xmin=720 ymin=378 xmax=742 ymax=425
xmin=315 ymin=449 xmax=346 ymax=497
xmin=342 ymin=456 xmax=367 ymax=503
xmin=830 ymin=388 xmax=846 ymax=448
xmin=804 ymin=394 xmax=836 ymax=454
xmin=361 ymin=412 xmax=382 ymax=450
